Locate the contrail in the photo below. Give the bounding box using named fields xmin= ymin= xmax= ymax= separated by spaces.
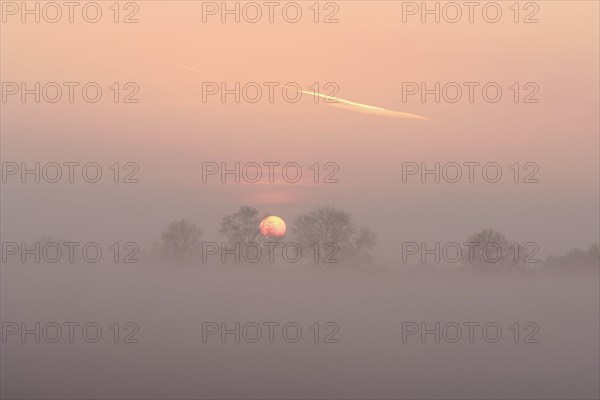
xmin=301 ymin=90 xmax=432 ymax=121
xmin=177 ymin=64 xmax=431 ymax=120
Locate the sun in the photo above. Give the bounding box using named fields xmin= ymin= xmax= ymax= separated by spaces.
xmin=259 ymin=216 xmax=287 ymax=237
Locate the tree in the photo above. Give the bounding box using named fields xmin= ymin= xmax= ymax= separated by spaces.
xmin=291 ymin=206 xmax=376 ymax=263
xmin=354 ymin=226 xmax=377 ymax=255
xmin=158 ymin=219 xmax=202 ymax=260
xmin=461 ymin=229 xmax=528 ymax=271
xmin=589 ymin=243 xmax=599 ymax=260
xmin=544 ymin=244 xmax=600 ymax=274
xmin=220 ymin=206 xmax=265 ymax=245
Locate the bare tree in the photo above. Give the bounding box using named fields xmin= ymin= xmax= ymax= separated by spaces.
xmin=461 ymin=229 xmax=528 ymax=271
xmin=589 ymin=243 xmax=599 ymax=260
xmin=353 ymin=226 xmax=377 ymax=255
xmin=158 ymin=219 xmax=202 ymax=260
xmin=544 ymin=243 xmax=600 ymax=274
xmin=291 ymin=206 xmax=376 ymax=263
xmin=220 ymin=206 xmax=266 ymax=245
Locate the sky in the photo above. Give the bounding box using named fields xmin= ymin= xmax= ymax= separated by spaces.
xmin=1 ymin=1 xmax=599 ymax=262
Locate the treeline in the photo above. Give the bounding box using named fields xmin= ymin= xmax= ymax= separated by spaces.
xmin=30 ymin=205 xmax=596 ymax=273
xmin=150 ymin=205 xmax=376 ymax=267
xmin=149 ymin=206 xmax=598 ymax=274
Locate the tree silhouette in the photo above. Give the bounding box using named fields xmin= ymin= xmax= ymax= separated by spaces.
xmin=220 ymin=206 xmax=266 ymax=245
xmin=291 ymin=206 xmax=376 ymax=263
xmin=158 ymin=219 xmax=203 ymax=260
xmin=544 ymin=244 xmax=600 ymax=274
xmin=461 ymin=229 xmax=528 ymax=271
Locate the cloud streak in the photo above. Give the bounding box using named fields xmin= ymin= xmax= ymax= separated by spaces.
xmin=176 ymin=65 xmax=432 ymax=120
xmin=301 ymin=90 xmax=433 ymax=121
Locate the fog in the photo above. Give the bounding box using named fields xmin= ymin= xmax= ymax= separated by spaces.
xmin=1 ymin=258 xmax=599 ymax=399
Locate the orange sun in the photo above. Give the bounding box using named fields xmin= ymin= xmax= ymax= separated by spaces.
xmin=259 ymin=216 xmax=287 ymax=237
